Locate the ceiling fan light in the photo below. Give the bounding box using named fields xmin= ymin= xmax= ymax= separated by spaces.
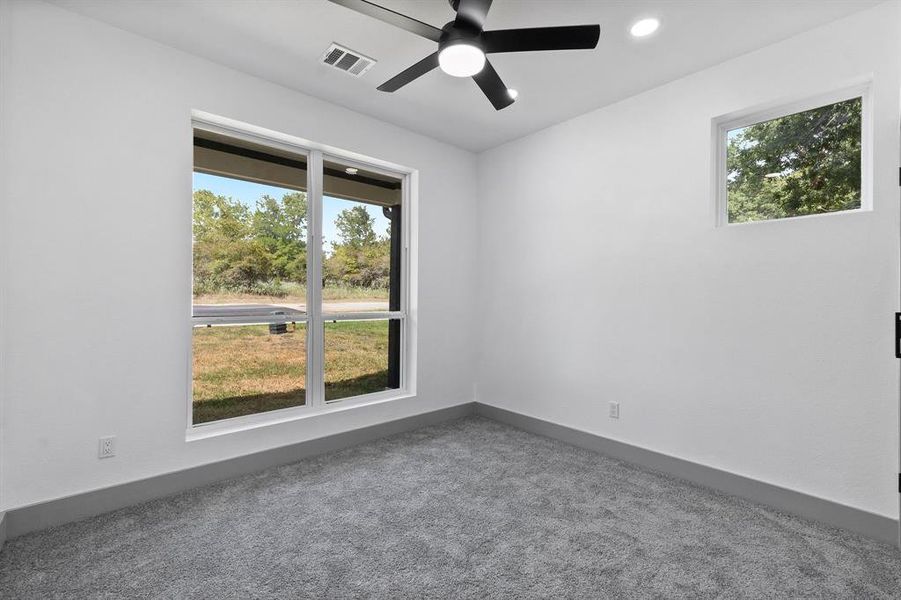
xmin=438 ymin=43 xmax=486 ymax=77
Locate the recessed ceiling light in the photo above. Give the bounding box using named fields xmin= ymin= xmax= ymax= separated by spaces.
xmin=507 ymin=88 xmax=519 ymax=100
xmin=345 ymin=167 xmax=358 ymax=175
xmin=630 ymin=18 xmax=660 ymax=38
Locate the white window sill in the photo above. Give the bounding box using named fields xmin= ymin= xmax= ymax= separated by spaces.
xmin=185 ymin=390 xmax=415 ymax=442
xmin=719 ymin=206 xmax=871 ymax=228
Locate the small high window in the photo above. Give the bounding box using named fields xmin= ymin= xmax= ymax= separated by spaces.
xmin=716 ymin=89 xmax=868 ymax=224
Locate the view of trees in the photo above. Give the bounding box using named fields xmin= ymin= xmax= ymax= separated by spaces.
xmin=727 ymin=97 xmax=861 ymax=223
xmin=192 ymin=189 xmax=391 ymax=297
xmin=324 ymin=205 xmax=392 ymax=290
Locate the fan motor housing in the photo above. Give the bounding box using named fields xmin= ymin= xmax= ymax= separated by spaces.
xmin=439 ymin=20 xmax=483 ymax=52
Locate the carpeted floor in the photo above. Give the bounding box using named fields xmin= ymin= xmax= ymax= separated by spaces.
xmin=1 ymin=416 xmax=899 ymax=599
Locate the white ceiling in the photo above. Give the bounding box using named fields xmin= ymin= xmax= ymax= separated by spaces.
xmin=51 ymin=0 xmax=881 ymax=152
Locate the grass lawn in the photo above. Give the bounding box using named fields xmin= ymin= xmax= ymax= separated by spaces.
xmin=192 ymin=320 xmax=392 ymax=424
xmin=324 ymin=319 xmax=392 ymax=402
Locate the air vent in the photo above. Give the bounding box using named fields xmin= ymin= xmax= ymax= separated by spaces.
xmin=320 ymin=43 xmax=376 ymax=78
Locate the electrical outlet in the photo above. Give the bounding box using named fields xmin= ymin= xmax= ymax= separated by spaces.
xmin=98 ymin=436 xmax=116 ymax=459
xmin=608 ymin=402 xmax=620 ymax=419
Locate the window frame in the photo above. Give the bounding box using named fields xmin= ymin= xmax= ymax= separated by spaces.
xmin=712 ymin=81 xmax=873 ymax=227
xmin=188 ymin=112 xmax=417 ymax=436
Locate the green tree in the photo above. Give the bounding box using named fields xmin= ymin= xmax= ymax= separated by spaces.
xmin=193 ymin=188 xmax=395 ymax=296
xmin=252 ymin=192 xmax=307 ymax=284
xmin=324 ymin=205 xmax=390 ymax=289
xmin=193 ymin=189 xmax=252 ymax=241
xmin=727 ymin=97 xmax=861 ymax=223
xmin=193 ymin=190 xmax=273 ymax=293
xmin=334 ymin=205 xmax=377 ymax=248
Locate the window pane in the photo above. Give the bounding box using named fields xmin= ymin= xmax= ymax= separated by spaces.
xmin=726 ymin=96 xmax=862 ymax=223
xmin=193 ymin=132 xmax=308 ymax=319
xmin=321 ymin=160 xmax=402 ymax=314
xmin=193 ymin=323 xmax=306 ymax=424
xmin=324 ymin=319 xmax=400 ymax=402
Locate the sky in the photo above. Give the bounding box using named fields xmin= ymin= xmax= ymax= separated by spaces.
xmin=193 ymin=172 xmax=391 ymax=250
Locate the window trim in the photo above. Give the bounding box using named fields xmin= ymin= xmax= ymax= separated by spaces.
xmin=712 ymin=80 xmax=873 ymax=227
xmin=187 ymin=111 xmax=417 ymax=436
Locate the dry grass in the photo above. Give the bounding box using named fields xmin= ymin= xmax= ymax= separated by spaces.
xmin=194 ymin=284 xmax=388 ymax=306
xmin=324 ymin=320 xmax=391 ymax=402
xmin=192 ymin=323 xmax=307 ymax=423
xmin=192 ymin=320 xmax=392 ymax=424
xmin=193 ymin=291 xmax=306 ymax=305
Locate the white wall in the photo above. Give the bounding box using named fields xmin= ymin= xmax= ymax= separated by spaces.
xmin=0 ymin=0 xmax=478 ymax=510
xmin=476 ymin=1 xmax=901 ymax=519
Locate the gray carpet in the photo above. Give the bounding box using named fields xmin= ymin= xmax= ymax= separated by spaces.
xmin=1 ymin=416 xmax=899 ymax=599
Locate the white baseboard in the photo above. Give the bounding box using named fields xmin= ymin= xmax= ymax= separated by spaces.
xmin=474 ymin=402 xmax=900 ymax=548
xmin=3 ymin=402 xmax=475 ymax=542
xmin=3 ymin=401 xmax=896 ymax=550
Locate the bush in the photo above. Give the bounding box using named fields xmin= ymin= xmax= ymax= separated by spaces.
xmin=193 ymin=279 xmax=289 ymax=298
xmin=246 ymin=281 xmax=289 ymax=297
xmin=323 ymin=242 xmax=390 ymax=289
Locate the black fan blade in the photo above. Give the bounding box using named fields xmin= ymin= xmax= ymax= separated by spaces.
xmin=377 ymin=52 xmax=440 ymax=92
xmin=328 ymin=0 xmax=442 ymax=42
xmin=482 ymin=25 xmax=600 ymax=53
xmin=472 ymin=59 xmax=514 ymax=110
xmin=454 ymin=0 xmax=492 ymax=31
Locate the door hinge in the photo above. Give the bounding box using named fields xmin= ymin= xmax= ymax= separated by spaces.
xmin=896 ymin=313 xmax=901 ymax=358
xmin=896 ymin=314 xmax=901 ymax=358
xmin=898 ymin=473 xmax=900 ymax=494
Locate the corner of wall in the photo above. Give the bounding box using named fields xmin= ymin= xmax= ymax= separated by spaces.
xmin=0 ymin=0 xmax=11 ymax=519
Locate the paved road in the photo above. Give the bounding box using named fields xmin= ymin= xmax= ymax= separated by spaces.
xmin=192 ymin=304 xmax=306 ymax=318
xmin=193 ymin=301 xmax=389 ymax=318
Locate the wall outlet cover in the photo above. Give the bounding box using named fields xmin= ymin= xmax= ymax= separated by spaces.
xmin=98 ymin=436 xmax=116 ymax=459
xmin=609 ymin=402 xmax=620 ymax=419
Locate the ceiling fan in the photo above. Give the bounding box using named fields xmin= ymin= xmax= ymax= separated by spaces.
xmin=327 ymin=0 xmax=601 ymax=110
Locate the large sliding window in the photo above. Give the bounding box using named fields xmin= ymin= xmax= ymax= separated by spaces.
xmin=191 ymin=122 xmax=409 ymax=427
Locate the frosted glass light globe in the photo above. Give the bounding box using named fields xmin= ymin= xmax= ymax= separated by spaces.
xmin=438 ymin=44 xmax=486 ymax=77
